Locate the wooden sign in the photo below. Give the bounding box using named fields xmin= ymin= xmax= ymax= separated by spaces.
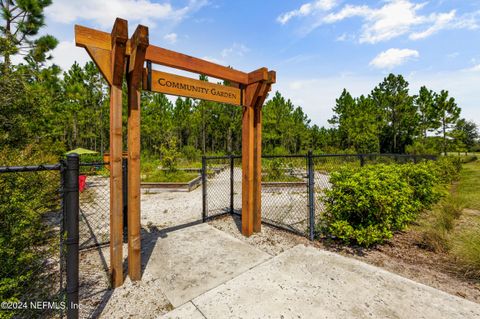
xmin=144 ymin=69 xmax=242 ymax=106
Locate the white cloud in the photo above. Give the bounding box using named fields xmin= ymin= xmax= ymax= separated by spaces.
xmin=46 ymin=0 xmax=208 ymax=29
xmin=284 ymin=0 xmax=479 ymax=43
xmin=409 ymin=10 xmax=456 ymax=40
xmin=220 ymin=43 xmax=249 ymax=58
xmin=277 ymin=0 xmax=338 ymax=24
xmin=464 ymin=64 xmax=480 ymax=72
xmin=370 ymin=48 xmax=419 ymax=69
xmin=52 ymin=41 xmax=91 ymax=71
xmin=163 ymin=33 xmax=178 ymax=44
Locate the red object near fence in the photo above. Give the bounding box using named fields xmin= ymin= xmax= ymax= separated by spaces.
xmin=79 ymin=175 xmax=87 ymax=192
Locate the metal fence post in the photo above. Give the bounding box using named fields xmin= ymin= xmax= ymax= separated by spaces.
xmin=307 ymin=151 xmax=315 ymax=241
xmin=122 ymin=157 xmax=128 ymax=237
xmin=202 ymin=156 xmax=207 ymax=222
xmin=230 ymin=155 xmax=234 ymax=214
xmin=64 ymin=154 xmax=79 ymax=319
xmin=359 ymin=154 xmax=365 ymax=167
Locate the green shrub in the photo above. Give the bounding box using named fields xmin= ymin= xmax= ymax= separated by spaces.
xmin=160 ymin=137 xmax=181 ymax=173
xmin=321 ymin=165 xmax=418 ymax=247
xmin=398 ymin=163 xmax=443 ymax=209
xmin=0 ymin=147 xmax=60 ymax=314
xmin=182 ymin=145 xmax=201 ymax=162
xmin=433 ymin=156 xmax=462 ymax=183
xmin=320 ymin=159 xmax=457 ymax=247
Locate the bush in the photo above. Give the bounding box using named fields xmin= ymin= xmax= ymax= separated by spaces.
xmin=320 ymin=159 xmax=459 ymax=247
xmin=321 ymin=165 xmax=417 ymax=246
xmin=182 ymin=145 xmax=201 ymax=162
xmin=398 ymin=163 xmax=443 ymax=209
xmin=432 ymin=156 xmax=462 ymax=183
xmin=0 ymin=147 xmax=60 ymax=313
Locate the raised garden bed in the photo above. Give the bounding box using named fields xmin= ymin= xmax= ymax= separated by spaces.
xmin=141 ymin=176 xmax=202 ymax=192
xmin=262 ymin=181 xmax=307 ymax=188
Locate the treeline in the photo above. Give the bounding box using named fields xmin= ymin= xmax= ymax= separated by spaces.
xmin=0 ymin=0 xmax=479 ymax=159
xmin=328 ymin=74 xmax=478 ymax=155
xmin=1 ymin=61 xmax=479 ymax=159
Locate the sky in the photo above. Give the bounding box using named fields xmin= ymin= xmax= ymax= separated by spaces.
xmin=27 ymin=0 xmax=480 ymax=126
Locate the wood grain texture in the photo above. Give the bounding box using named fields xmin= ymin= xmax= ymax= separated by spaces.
xmin=109 ymin=85 xmax=124 ymax=288
xmin=147 ymin=69 xmax=242 ymax=106
xmin=242 ymin=81 xmax=264 ymax=236
xmin=85 ymin=46 xmax=112 ymax=85
xmin=146 ymin=46 xmax=248 ymax=84
xmin=127 ymin=86 xmax=142 ymax=281
xmin=248 ymin=68 xmax=268 ymax=84
xmin=110 ymin=18 xmax=128 ymax=86
xmin=128 ymin=25 xmax=149 ymax=90
xmin=253 ymin=82 xmax=270 ymax=233
xmin=127 ymin=24 xmax=148 ymax=282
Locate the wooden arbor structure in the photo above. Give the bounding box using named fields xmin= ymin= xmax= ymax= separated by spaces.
xmin=75 ymin=18 xmax=275 ymax=287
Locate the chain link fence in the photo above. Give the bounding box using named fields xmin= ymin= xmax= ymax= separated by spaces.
xmin=77 ymin=162 xmax=112 ymax=319
xmin=203 ymin=153 xmax=437 ymax=239
xmin=0 ymin=164 xmax=65 ymax=319
xmin=79 ymin=163 xmax=110 ymax=250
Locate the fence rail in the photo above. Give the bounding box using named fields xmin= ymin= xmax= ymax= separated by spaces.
xmin=202 ymin=153 xmax=437 ymax=240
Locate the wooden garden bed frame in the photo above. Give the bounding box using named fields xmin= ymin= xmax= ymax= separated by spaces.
xmin=75 ymin=18 xmax=275 ymax=287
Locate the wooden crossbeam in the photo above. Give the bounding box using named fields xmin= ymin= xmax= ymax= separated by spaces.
xmin=75 ymin=24 xmax=249 ymax=85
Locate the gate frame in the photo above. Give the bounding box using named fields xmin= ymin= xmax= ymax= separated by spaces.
xmin=75 ymin=18 xmax=276 ymax=287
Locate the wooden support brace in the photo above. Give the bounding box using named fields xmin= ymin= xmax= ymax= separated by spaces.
xmin=109 ymin=18 xmax=128 ymax=288
xmin=127 ymin=24 xmax=148 ymax=281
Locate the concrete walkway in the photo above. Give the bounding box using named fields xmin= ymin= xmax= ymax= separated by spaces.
xmin=144 ymin=223 xmax=270 ymax=307
xmin=156 ymin=225 xmax=480 ymax=319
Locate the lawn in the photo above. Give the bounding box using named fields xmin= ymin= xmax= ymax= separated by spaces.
xmin=457 ymin=160 xmax=480 ymax=210
xmin=418 ymin=159 xmax=480 ymax=277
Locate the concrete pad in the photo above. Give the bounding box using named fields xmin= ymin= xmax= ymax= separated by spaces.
xmin=160 ymin=302 xmax=204 ymax=319
xmin=191 ymin=245 xmax=480 ymax=319
xmin=144 ymin=223 xmax=270 ymax=307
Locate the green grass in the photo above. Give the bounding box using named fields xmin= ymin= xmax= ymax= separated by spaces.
xmin=450 ymin=159 xmax=480 ymax=276
xmin=418 ymin=157 xmax=480 ymax=275
xmin=419 ymin=195 xmax=464 ymax=252
xmin=142 ymin=170 xmax=199 ymax=183
xmin=457 ymin=160 xmax=480 ymax=210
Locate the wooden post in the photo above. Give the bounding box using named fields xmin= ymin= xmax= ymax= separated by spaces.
xmin=242 ymin=82 xmax=262 ymax=236
xmin=253 ymin=95 xmax=263 ymax=233
xmin=126 ymin=25 xmax=148 ymax=281
xmin=109 ymin=18 xmax=128 ymax=288
xmin=253 ymin=81 xmax=272 ymax=233
xmin=241 ymin=102 xmax=254 ymax=236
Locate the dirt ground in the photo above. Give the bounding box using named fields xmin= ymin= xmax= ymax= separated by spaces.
xmin=208 ymin=214 xmax=480 ymax=304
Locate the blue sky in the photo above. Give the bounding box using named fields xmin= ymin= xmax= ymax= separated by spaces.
xmin=35 ymin=0 xmax=480 ymax=126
